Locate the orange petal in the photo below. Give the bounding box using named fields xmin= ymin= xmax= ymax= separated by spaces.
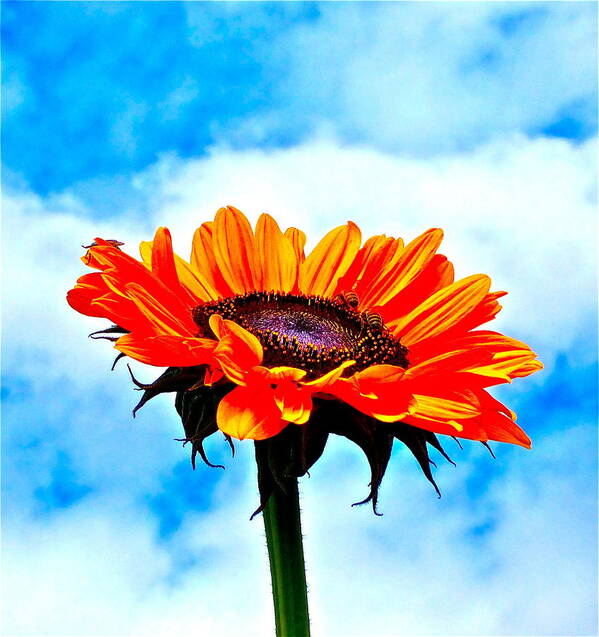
xmin=401 ymin=382 xmax=531 ymax=447
xmin=124 ymin=281 xmax=197 ymax=336
xmin=255 ymin=213 xmax=299 ymax=293
xmin=273 ymin=382 xmax=312 ymax=425
xmin=304 ymin=360 xmax=356 ymax=390
xmin=406 ymin=348 xmax=488 ymax=378
xmin=173 ymin=255 xmax=219 ymax=302
xmin=210 ymin=315 xmax=263 ymax=385
xmin=150 ymin=228 xmax=179 ymax=289
xmin=411 ymin=392 xmax=481 ymax=421
xmin=151 ymin=227 xmax=204 ymax=308
xmin=476 ymin=389 xmax=516 ymax=420
xmin=326 ymin=372 xmax=414 ymax=423
xmin=138 ymin=240 xmax=153 ymax=268
xmin=82 ymin=243 xmax=167 ymax=293
xmin=379 ymin=254 xmax=454 ymax=324
xmin=350 ymin=364 xmax=406 ymax=398
xmin=405 ymin=346 xmax=539 ymax=385
xmin=472 ymin=398 xmax=530 ymax=446
xmin=406 ymin=331 xmax=543 ymax=387
xmin=83 ymin=241 xmax=197 ymax=330
xmin=284 ymin=227 xmax=307 ymax=264
xmin=67 ymin=285 xmax=100 ymax=318
xmin=361 ymin=228 xmax=444 ymax=308
xmin=391 ymin=274 xmax=491 ymax=346
xmin=405 ymin=409 xmax=531 ymax=448
xmin=253 ymin=366 xmax=312 ymax=424
xmin=67 ymin=272 xmax=124 ymax=319
xmin=217 ymin=386 xmax=288 ymax=440
xmin=299 ymin=221 xmax=361 ymax=296
xmin=401 ymin=413 xmax=470 ymax=438
xmin=474 ymin=411 xmax=531 ymax=448
xmin=212 ymin=206 xmax=258 ymax=293
xmin=141 ymin=239 xmax=216 ymax=302
xmin=203 ymin=367 xmax=224 ymax=386
xmin=190 ymin=222 xmax=233 ymax=298
xmin=115 ymin=333 xmax=216 ymax=367
xmin=466 ymin=351 xmax=542 ymax=384
xmin=256 ymin=366 xmax=307 ymax=382
xmin=334 ymin=235 xmax=403 ymax=303
xmin=446 ymin=291 xmax=507 ymax=336
xmin=409 ymin=330 xmax=533 ymax=365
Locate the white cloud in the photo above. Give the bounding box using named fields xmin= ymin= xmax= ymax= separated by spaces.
xmin=2 ymin=133 xmax=596 ymax=636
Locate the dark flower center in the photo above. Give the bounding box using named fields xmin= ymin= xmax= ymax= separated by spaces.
xmin=192 ymin=292 xmax=408 ymax=377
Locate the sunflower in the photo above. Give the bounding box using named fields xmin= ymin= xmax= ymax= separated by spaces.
xmin=67 ymin=206 xmax=542 ymax=515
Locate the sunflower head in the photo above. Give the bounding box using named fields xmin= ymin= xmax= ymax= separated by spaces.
xmin=67 ymin=206 xmax=542 ymax=515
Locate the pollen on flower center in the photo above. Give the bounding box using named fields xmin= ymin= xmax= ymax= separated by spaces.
xmin=192 ymin=292 xmax=409 ymax=377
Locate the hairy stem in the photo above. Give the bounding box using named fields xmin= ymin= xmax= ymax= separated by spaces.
xmin=263 ymin=478 xmax=311 ymax=637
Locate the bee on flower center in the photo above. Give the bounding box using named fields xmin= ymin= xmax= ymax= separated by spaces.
xmin=334 ymin=290 xmax=360 ymax=309
xmin=192 ymin=291 xmax=408 ymax=378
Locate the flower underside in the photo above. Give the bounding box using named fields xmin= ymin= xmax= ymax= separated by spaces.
xmin=192 ymin=292 xmax=409 ymax=377
xmin=130 ymin=363 xmax=457 ymax=517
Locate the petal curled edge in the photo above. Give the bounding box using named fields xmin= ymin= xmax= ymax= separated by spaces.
xmin=217 ymin=385 xmax=288 ymax=440
xmin=81 ymin=240 xmax=197 ymax=333
xmin=350 ymin=364 xmax=406 ymax=398
xmin=304 ymin=360 xmax=356 ymax=390
xmin=210 ymin=315 xmax=263 ymax=385
xmin=299 ymin=221 xmax=361 ymax=297
xmin=247 ymin=362 xmax=355 ymax=426
xmin=272 ymin=380 xmax=312 ymax=425
xmin=255 ymin=366 xmax=311 ymax=425
xmin=284 ymin=227 xmax=307 ymax=266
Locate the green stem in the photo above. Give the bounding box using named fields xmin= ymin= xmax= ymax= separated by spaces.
xmin=263 ymin=478 xmax=311 ymax=637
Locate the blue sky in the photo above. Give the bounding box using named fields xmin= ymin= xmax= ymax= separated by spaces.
xmin=2 ymin=2 xmax=597 ymax=636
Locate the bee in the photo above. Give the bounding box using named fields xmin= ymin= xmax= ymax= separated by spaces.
xmin=335 ymin=290 xmax=359 ymax=309
xmin=364 ymin=311 xmax=383 ymax=329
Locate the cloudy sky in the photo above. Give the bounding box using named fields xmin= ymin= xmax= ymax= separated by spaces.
xmin=2 ymin=2 xmax=597 ymax=636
